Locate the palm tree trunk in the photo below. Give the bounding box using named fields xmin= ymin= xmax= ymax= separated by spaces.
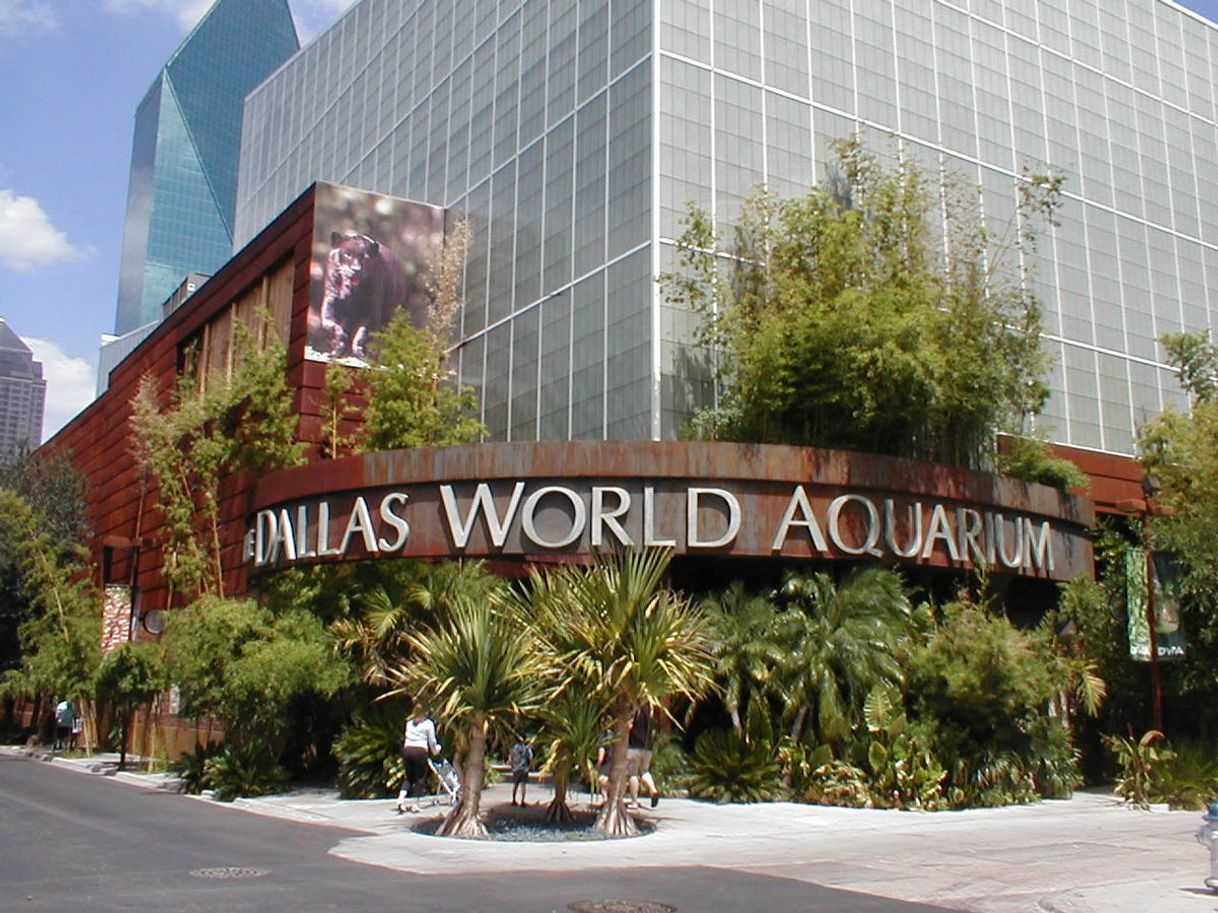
xmin=437 ymin=715 xmax=488 ymax=837
xmin=546 ymin=769 xmax=573 ymax=824
xmin=790 ymin=704 xmax=808 ymax=742
xmin=594 ymin=705 xmax=638 ymax=837
xmin=729 ymin=703 xmax=743 ymax=734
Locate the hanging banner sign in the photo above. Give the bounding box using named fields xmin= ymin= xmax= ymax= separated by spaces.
xmin=1126 ymin=547 xmax=1187 ymax=661
xmin=101 ymin=584 xmax=132 ymax=654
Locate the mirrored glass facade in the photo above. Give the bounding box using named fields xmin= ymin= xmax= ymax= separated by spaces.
xmin=0 ymin=318 xmax=46 ymax=456
xmin=236 ymin=0 xmax=1218 ymax=456
xmin=115 ymin=0 xmax=298 ymax=335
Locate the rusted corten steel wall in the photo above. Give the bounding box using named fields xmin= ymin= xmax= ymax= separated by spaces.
xmin=248 ymin=441 xmax=1095 ymax=583
xmin=39 ymin=186 xmax=324 ymax=613
xmin=1051 ymin=442 xmax=1149 ymax=515
xmin=31 ymin=174 xmax=1123 ymax=612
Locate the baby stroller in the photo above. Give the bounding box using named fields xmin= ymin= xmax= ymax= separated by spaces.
xmin=429 ymin=756 xmax=461 ymax=806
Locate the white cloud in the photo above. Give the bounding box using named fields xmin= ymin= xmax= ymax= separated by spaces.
xmin=102 ymin=0 xmax=212 ymax=30
xmin=0 ymin=190 xmax=83 ymax=272
xmin=293 ymin=0 xmax=356 ymax=42
xmin=0 ymin=0 xmax=56 ymax=35
xmin=99 ymin=0 xmax=353 ymax=49
xmin=22 ymin=338 xmax=95 ymax=443
xmin=100 ymin=0 xmax=355 ymax=37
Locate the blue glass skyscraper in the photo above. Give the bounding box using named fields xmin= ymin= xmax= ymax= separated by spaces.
xmin=114 ymin=0 xmax=298 ymax=335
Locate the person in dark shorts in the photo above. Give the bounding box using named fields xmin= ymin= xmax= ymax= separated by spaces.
xmin=508 ymin=731 xmax=533 ymax=806
xmin=626 ymin=705 xmax=659 ymax=808
xmin=396 ymin=708 xmax=441 ymax=814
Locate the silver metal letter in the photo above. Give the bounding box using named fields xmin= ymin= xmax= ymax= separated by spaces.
xmin=687 ymin=487 xmax=741 ymax=548
xmin=591 ymin=486 xmax=633 ymax=548
xmin=521 ymin=486 xmax=587 ymax=549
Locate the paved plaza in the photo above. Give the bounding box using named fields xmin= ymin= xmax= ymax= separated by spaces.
xmin=12 ymin=748 xmax=1215 ymax=913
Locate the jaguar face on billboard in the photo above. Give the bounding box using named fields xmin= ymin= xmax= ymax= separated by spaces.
xmin=306 ymin=184 xmax=446 ymax=365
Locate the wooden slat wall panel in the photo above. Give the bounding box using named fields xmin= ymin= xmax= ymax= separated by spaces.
xmin=38 ymin=187 xmax=320 ymax=615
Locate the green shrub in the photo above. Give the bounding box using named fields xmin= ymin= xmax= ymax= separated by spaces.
xmin=995 ymin=434 xmax=1089 ymax=492
xmin=686 ymin=728 xmax=785 ymax=803
xmin=1100 ymin=731 xmax=1218 ymax=810
xmin=908 ymin=597 xmax=1072 ymax=807
xmin=1026 ymin=717 xmax=1082 ymax=800
xmin=802 ymin=759 xmax=872 ymax=807
xmin=1155 ymin=741 xmax=1218 ymax=810
xmin=172 ymin=741 xmax=223 ymax=794
xmin=858 ymin=685 xmax=945 ymax=809
xmin=1103 ymin=730 xmax=1173 ymax=809
xmin=204 ymin=742 xmax=290 ymax=802
xmin=333 ymin=702 xmax=407 ymax=799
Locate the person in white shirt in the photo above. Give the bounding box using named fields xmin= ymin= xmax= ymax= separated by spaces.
xmin=396 ymin=708 xmax=441 ymax=814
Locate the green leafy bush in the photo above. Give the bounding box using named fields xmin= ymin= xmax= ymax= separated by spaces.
xmin=1099 ymin=733 xmax=1218 ymax=810
xmin=801 ymin=759 xmax=871 ymax=808
xmin=333 ymin=702 xmax=407 ymax=799
xmin=995 ymin=434 xmax=1089 ymax=492
xmin=203 ymin=742 xmax=290 ymax=802
xmin=686 ymin=728 xmax=785 ymax=803
xmin=857 ymin=684 xmax=945 ymax=809
xmin=1154 ymin=740 xmax=1218 ymax=810
xmin=908 ymin=597 xmax=1069 ymax=807
xmin=172 ymin=741 xmax=223 ymax=794
xmin=1102 ymin=730 xmax=1174 ymax=809
xmin=1025 ymin=716 xmax=1082 ymax=800
xmin=161 ymin=596 xmax=353 ymax=762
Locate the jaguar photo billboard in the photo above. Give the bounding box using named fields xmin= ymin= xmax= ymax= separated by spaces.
xmin=306 ymin=184 xmax=446 ymax=365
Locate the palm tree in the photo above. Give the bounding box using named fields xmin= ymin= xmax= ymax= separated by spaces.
xmin=332 ymin=560 xmax=500 ymax=687
xmin=525 ymin=548 xmax=716 ymax=836
xmin=700 ymin=582 xmax=785 ymax=734
xmin=536 ymin=690 xmax=608 ymax=823
xmin=387 ymin=585 xmax=544 ymax=837
xmin=774 ymin=566 xmax=913 ymax=745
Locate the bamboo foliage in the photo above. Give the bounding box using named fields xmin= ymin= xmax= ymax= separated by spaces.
xmin=663 ymin=137 xmax=1060 ymax=471
xmin=129 ymin=321 xmax=303 ymax=599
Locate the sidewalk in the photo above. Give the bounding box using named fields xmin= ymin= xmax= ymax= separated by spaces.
xmin=13 ymin=746 xmax=1216 ymax=913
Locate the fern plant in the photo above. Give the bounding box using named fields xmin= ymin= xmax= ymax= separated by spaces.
xmin=333 ymin=702 xmax=407 ymax=799
xmin=686 ymin=727 xmax=785 ymax=803
xmin=1156 ymin=741 xmax=1218 ymax=810
xmin=172 ymin=740 xmax=223 ymax=794
xmin=203 ymin=742 xmax=290 ymax=802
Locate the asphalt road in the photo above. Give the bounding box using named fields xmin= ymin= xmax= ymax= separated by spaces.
xmin=0 ymin=753 xmax=955 ymax=913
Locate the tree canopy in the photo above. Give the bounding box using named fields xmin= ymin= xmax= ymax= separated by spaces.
xmin=665 ymin=140 xmax=1061 ymax=473
xmin=1138 ymin=330 xmax=1218 ymax=704
xmin=130 ymin=320 xmax=303 ymax=600
xmin=361 ymin=220 xmax=484 ymax=451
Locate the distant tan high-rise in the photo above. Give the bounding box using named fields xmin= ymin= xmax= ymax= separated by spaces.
xmin=0 ymin=318 xmax=46 ymax=459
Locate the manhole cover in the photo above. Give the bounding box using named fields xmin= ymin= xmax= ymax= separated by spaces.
xmin=568 ymin=902 xmax=676 ymax=913
xmin=189 ymin=866 xmax=269 ymax=880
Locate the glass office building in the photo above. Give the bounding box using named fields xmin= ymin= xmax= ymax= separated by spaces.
xmin=235 ymin=0 xmax=1218 ymax=456
xmin=114 ymin=0 xmax=299 ymax=335
xmin=0 ymin=318 xmax=46 ymax=458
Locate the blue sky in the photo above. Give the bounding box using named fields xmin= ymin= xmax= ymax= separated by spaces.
xmin=0 ymin=0 xmax=354 ymax=440
xmin=2 ymin=0 xmax=1218 ymax=441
